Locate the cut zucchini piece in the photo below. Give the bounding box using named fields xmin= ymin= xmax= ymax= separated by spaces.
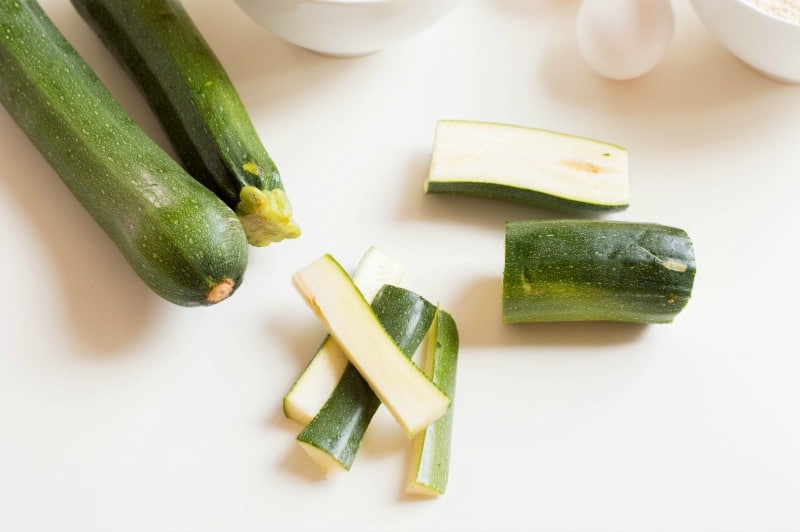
xmin=292 ymin=254 xmax=451 ymax=437
xmin=407 ymin=308 xmax=459 ymax=496
xmin=425 ymin=120 xmax=629 ymax=212
xmin=503 ymin=220 xmax=696 ymax=323
xmin=284 ymin=246 xmax=405 ymax=425
xmin=297 ymin=285 xmax=436 ymax=473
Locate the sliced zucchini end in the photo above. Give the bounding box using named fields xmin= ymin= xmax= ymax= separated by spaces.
xmin=236 ymin=186 xmax=301 ymax=246
xmin=297 ymin=440 xmax=349 ymax=475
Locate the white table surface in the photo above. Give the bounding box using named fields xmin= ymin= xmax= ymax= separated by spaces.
xmin=2 ymin=1 xmax=800 ymax=531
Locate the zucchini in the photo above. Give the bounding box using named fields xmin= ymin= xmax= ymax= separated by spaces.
xmin=503 ymin=220 xmax=695 ymax=323
xmin=425 ymin=120 xmax=629 ymax=212
xmin=0 ymin=0 xmax=248 ymax=306
xmin=292 ymin=254 xmax=451 ymax=437
xmin=297 ymin=285 xmax=436 ymax=473
xmin=284 ymin=246 xmax=405 ymax=425
xmin=407 ymin=308 xmax=459 ymax=496
xmin=70 ymin=0 xmax=300 ymax=247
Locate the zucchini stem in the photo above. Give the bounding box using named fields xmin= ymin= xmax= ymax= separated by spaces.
xmin=236 ymin=186 xmax=301 ymax=247
xmin=206 ymin=278 xmax=236 ymax=304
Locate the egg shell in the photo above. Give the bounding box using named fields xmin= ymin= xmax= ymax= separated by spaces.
xmin=576 ymin=0 xmax=675 ymax=80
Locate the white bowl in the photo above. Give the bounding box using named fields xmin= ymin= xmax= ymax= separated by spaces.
xmin=690 ymin=0 xmax=800 ymax=83
xmin=234 ymin=0 xmax=462 ymax=57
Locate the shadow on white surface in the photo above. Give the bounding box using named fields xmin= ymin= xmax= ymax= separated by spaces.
xmin=453 ymin=276 xmax=647 ymax=348
xmin=0 ymin=112 xmax=159 ymax=355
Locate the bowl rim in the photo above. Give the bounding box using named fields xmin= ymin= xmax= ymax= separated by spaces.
xmin=731 ymin=0 xmax=800 ymax=28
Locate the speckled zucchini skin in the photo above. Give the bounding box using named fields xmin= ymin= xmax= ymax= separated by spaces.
xmin=503 ymin=220 xmax=696 ymax=323
xmin=70 ymin=0 xmax=300 ymax=246
xmin=0 ymin=0 xmax=248 ymax=306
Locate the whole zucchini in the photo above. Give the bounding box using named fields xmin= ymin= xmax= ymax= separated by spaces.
xmin=0 ymin=0 xmax=248 ymax=306
xmin=503 ymin=220 xmax=696 ymax=323
xmin=70 ymin=0 xmax=300 ymax=247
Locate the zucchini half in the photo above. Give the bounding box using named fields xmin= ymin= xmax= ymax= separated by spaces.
xmin=70 ymin=0 xmax=300 ymax=246
xmin=503 ymin=220 xmax=696 ymax=323
xmin=425 ymin=120 xmax=629 ymax=213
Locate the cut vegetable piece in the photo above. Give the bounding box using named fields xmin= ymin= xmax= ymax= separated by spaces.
xmin=407 ymin=308 xmax=459 ymax=496
xmin=503 ymin=220 xmax=696 ymax=323
xmin=0 ymin=0 xmax=248 ymax=307
xmin=284 ymin=246 xmax=405 ymax=425
xmin=297 ymin=285 xmax=436 ymax=472
xmin=425 ymin=120 xmax=629 ymax=212
xmin=71 ymin=0 xmax=300 ymax=246
xmin=292 ymin=254 xmax=451 ymax=437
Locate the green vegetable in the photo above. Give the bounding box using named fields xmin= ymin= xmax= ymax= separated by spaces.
xmin=407 ymin=308 xmax=459 ymax=496
xmin=284 ymin=246 xmax=405 ymax=426
xmin=292 ymin=254 xmax=451 ymax=437
xmin=503 ymin=220 xmax=695 ymax=323
xmin=297 ymin=285 xmax=436 ymax=473
xmin=70 ymin=0 xmax=300 ymax=246
xmin=425 ymin=120 xmax=629 ymax=212
xmin=0 ymin=0 xmax=248 ymax=306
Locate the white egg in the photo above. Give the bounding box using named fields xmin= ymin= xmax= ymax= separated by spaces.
xmin=576 ymin=0 xmax=675 ymax=80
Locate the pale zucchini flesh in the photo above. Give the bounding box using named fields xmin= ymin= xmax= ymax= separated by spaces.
xmin=297 ymin=285 xmax=436 ymax=473
xmin=283 ymin=246 xmax=405 ymax=425
xmin=407 ymin=308 xmax=459 ymax=496
xmin=292 ymin=254 xmax=451 ymax=437
xmin=425 ymin=120 xmax=629 ymax=212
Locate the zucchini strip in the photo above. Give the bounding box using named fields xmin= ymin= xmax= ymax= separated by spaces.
xmin=297 ymin=285 xmax=436 ymax=473
xmin=284 ymin=246 xmax=405 ymax=425
xmin=70 ymin=0 xmax=300 ymax=246
xmin=292 ymin=254 xmax=451 ymax=437
xmin=406 ymin=308 xmax=459 ymax=496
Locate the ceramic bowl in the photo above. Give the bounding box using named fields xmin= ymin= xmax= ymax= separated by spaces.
xmin=234 ymin=0 xmax=462 ymax=57
xmin=690 ymin=0 xmax=800 ymax=83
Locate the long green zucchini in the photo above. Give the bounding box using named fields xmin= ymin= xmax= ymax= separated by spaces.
xmin=297 ymin=284 xmax=436 ymax=473
xmin=70 ymin=0 xmax=300 ymax=247
xmin=0 ymin=0 xmax=248 ymax=306
xmin=503 ymin=220 xmax=695 ymax=323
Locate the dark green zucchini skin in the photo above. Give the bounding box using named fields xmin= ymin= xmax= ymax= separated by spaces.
xmin=70 ymin=0 xmax=300 ymax=247
xmin=503 ymin=220 xmax=696 ymax=323
xmin=0 ymin=0 xmax=248 ymax=306
xmin=297 ymin=285 xmax=436 ymax=471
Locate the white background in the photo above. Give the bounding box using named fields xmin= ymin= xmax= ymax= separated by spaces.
xmin=2 ymin=1 xmax=800 ymax=531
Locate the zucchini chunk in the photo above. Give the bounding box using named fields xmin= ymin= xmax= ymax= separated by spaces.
xmin=0 ymin=0 xmax=248 ymax=306
xmin=70 ymin=0 xmax=300 ymax=246
xmin=284 ymin=246 xmax=405 ymax=425
xmin=425 ymin=120 xmax=629 ymax=212
xmin=292 ymin=255 xmax=451 ymax=437
xmin=297 ymin=285 xmax=436 ymax=473
xmin=503 ymin=220 xmax=696 ymax=323
xmin=407 ymin=308 xmax=459 ymax=496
